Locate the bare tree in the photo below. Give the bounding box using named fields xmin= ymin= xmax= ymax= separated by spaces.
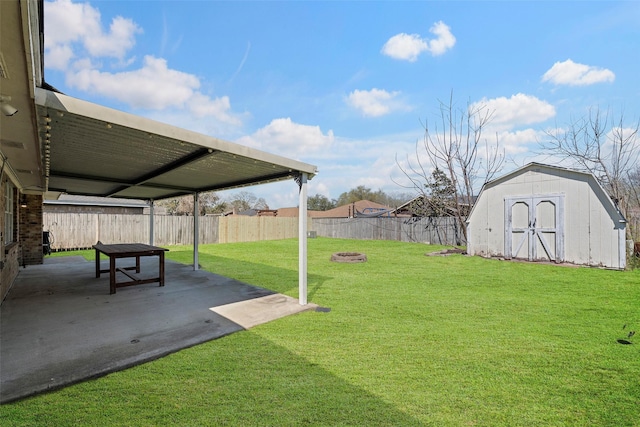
xmin=397 ymin=92 xmax=504 ymax=242
xmin=541 ymin=107 xmax=640 ymax=236
xmin=156 ymin=191 xmax=225 ymax=215
xmin=627 ymin=166 xmax=640 ymax=210
xmin=627 ymin=166 xmax=640 ymax=240
xmin=226 ymin=190 xmax=269 ymax=212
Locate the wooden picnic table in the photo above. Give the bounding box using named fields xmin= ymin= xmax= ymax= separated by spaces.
xmin=93 ymin=242 xmax=169 ymax=294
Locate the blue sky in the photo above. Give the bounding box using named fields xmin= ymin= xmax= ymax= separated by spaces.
xmin=43 ymin=0 xmax=640 ymax=207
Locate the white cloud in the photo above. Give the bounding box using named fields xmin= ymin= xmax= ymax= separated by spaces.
xmin=472 ymin=93 xmax=556 ymax=130
xmin=427 ymin=21 xmax=457 ymax=56
xmin=68 ymin=56 xmax=199 ymax=109
xmin=186 ymin=93 xmax=241 ymax=125
xmin=236 ymin=118 xmax=335 ymax=158
xmin=381 ymin=33 xmax=428 ymax=62
xmin=237 ymin=129 xmax=425 ymax=207
xmin=346 ymin=88 xmax=408 ymax=117
xmin=465 ymin=94 xmax=556 ymax=168
xmin=84 ymin=15 xmax=141 ymax=58
xmin=67 ymin=56 xmax=241 ymax=123
xmin=44 ymin=0 xmax=243 ymax=129
xmin=542 ymin=59 xmax=615 ymax=86
xmin=44 ymin=0 xmax=100 ymax=47
xmin=603 ymin=127 xmax=640 ymax=157
xmin=381 ymin=21 xmax=456 ymax=61
xmin=497 ymin=129 xmax=546 ymax=155
xmin=45 ymin=0 xmax=140 ymax=69
xmin=45 ymin=44 xmax=75 ymax=70
xmin=312 ymin=182 xmax=331 ymax=199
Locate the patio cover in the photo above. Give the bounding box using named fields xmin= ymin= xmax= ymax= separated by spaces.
xmin=35 ymin=88 xmax=317 ymax=200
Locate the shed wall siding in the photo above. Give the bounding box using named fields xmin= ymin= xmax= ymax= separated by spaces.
xmin=468 ymin=166 xmax=623 ymax=269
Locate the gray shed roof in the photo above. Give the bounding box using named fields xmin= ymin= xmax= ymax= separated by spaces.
xmin=467 ymin=162 xmax=626 ymax=223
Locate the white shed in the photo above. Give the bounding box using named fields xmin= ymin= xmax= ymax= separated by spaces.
xmin=467 ymin=163 xmax=627 ymax=269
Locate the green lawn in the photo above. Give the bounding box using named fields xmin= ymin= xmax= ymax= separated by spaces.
xmin=2 ymin=238 xmax=639 ymax=426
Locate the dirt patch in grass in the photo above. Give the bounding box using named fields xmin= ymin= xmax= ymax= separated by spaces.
xmin=426 ymin=248 xmax=466 ymax=256
xmin=331 ymin=252 xmax=368 ymax=263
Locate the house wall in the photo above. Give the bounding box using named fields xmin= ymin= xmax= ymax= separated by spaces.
xmin=468 ymin=166 xmax=624 ymax=269
xmin=1 ymin=174 xmax=45 ymax=302
xmin=1 ymin=175 xmax=19 ymax=302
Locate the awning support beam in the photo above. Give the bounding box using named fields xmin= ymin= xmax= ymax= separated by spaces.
xmin=149 ymin=199 xmax=154 ymax=246
xmin=298 ymin=172 xmax=308 ymax=305
xmin=193 ymin=192 xmax=199 ymax=271
xmin=106 ymin=148 xmax=215 ymax=197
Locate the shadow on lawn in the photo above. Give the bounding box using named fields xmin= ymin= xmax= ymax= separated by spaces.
xmin=167 ymin=250 xmax=332 ymax=302
xmin=1 ymin=332 xmax=424 ymax=426
xmin=179 ymin=331 xmax=426 ymax=425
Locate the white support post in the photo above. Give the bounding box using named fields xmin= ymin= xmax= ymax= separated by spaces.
xmin=149 ymin=199 xmax=154 ymax=246
xmin=298 ymin=173 xmax=308 ymax=305
xmin=194 ymin=193 xmax=199 ymax=271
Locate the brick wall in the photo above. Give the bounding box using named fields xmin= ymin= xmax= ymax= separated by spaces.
xmin=19 ymin=193 xmax=44 ymax=266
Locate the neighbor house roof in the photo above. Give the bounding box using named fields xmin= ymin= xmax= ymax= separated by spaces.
xmin=271 ymin=201 xmax=393 ymax=218
xmin=265 ymin=207 xmax=323 ymax=218
xmin=313 ymin=200 xmax=392 ymax=218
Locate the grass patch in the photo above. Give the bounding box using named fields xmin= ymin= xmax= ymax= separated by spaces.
xmin=2 ymin=238 xmax=639 ymax=426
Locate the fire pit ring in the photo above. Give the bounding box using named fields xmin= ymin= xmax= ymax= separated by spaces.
xmin=331 ymin=252 xmax=367 ymax=263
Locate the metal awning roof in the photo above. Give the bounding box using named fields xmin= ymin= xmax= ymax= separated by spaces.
xmin=35 ymin=88 xmax=317 ymax=201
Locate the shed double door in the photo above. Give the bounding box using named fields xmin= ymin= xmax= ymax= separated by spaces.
xmin=505 ymin=195 xmax=564 ymax=262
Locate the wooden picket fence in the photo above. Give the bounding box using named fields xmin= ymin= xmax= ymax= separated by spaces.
xmin=43 ymin=213 xmax=465 ymax=251
xmin=43 ymin=214 xmax=220 ymax=250
xmin=218 ymin=216 xmax=299 ymax=243
xmin=311 ymin=216 xmax=465 ymax=245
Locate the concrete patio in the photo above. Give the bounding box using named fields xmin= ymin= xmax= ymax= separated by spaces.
xmin=0 ymin=256 xmax=315 ymax=404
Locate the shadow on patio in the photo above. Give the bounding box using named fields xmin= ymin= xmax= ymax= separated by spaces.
xmin=0 ymin=256 xmax=315 ymax=403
